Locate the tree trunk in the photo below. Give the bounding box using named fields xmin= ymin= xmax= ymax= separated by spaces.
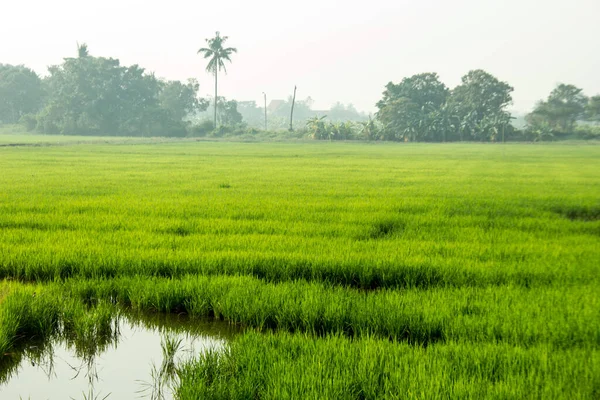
xmin=289 ymin=85 xmax=297 ymax=131
xmin=214 ymin=68 xmax=218 ymax=128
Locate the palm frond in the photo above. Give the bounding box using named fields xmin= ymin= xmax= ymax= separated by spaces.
xmin=217 ymin=59 xmax=227 ymax=74
xmin=198 ymin=32 xmax=236 ymax=76
xmin=206 ymin=58 xmax=217 ymax=74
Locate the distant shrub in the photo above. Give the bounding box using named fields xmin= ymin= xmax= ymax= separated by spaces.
xmin=19 ymin=114 xmax=38 ymax=131
xmin=161 ymin=120 xmax=188 ymax=138
xmin=40 ymin=118 xmax=59 ymax=135
xmin=574 ymin=124 xmax=600 ymax=140
xmin=187 ymin=120 xmax=214 ymax=137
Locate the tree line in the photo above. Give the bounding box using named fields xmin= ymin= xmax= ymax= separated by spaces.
xmin=372 ymin=71 xmax=599 ymax=142
xmin=0 ymin=33 xmax=598 ymax=141
xmin=3 ymin=43 xmax=208 ymax=137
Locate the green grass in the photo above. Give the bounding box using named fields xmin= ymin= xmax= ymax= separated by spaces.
xmin=0 ymin=143 xmax=598 ymax=289
xmin=176 ymin=332 xmax=600 ymax=399
xmin=0 ymin=125 xmax=173 ymax=145
xmin=58 ymin=276 xmax=599 ymax=348
xmin=0 ymin=141 xmax=598 ymax=397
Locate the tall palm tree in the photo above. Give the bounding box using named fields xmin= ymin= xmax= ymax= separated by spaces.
xmin=197 ymin=32 xmax=237 ymax=128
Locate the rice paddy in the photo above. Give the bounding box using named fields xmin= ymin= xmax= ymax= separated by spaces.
xmin=0 ymin=139 xmax=599 ymax=398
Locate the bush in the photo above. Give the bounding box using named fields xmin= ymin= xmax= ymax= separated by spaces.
xmin=574 ymin=124 xmax=600 ymax=140
xmin=19 ymin=114 xmax=38 ymax=131
xmin=187 ymin=120 xmax=214 ymax=137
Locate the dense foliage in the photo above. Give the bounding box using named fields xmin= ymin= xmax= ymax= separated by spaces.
xmin=377 ymin=70 xmax=517 ymax=142
xmin=13 ymin=46 xmax=208 ymax=137
xmin=36 ymin=51 xmax=207 ymax=136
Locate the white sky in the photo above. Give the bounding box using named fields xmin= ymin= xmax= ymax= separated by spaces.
xmin=1 ymin=0 xmax=599 ymax=113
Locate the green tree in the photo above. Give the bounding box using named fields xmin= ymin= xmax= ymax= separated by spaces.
xmin=159 ymin=79 xmax=208 ymax=122
xmin=37 ymin=48 xmax=195 ymax=137
xmin=376 ymin=73 xmax=449 ymax=141
xmin=0 ymin=64 xmax=44 ymax=124
xmin=377 ymin=73 xmax=449 ymax=110
xmin=216 ymin=98 xmax=243 ymax=126
xmin=40 ymin=56 xmax=156 ymax=135
xmin=377 ymin=97 xmax=421 ymax=141
xmin=197 ymin=32 xmax=237 ymax=128
xmin=430 ymin=103 xmax=460 ymax=142
xmin=585 ymin=95 xmax=600 ymax=122
xmin=449 ymin=70 xmax=513 ymax=141
xmin=526 ymin=84 xmax=588 ymax=135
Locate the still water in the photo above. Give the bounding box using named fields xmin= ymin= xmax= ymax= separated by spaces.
xmin=0 ymin=313 xmax=238 ymax=400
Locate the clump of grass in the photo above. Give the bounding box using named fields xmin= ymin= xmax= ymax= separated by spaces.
xmin=554 ymin=205 xmax=600 ymax=221
xmin=0 ymin=287 xmax=60 ymax=353
xmin=218 ymin=183 xmax=231 ymax=189
xmin=369 ymin=219 xmax=402 ymax=239
xmin=171 ymin=226 xmax=191 ymax=237
xmin=359 ymin=218 xmax=405 ymax=240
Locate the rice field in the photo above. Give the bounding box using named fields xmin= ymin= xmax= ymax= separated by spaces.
xmin=0 ymin=140 xmax=599 ymax=398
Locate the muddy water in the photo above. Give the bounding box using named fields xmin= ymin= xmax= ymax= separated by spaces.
xmin=0 ymin=313 xmax=238 ymax=399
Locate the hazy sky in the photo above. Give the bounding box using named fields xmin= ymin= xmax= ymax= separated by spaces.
xmin=1 ymin=0 xmax=599 ymax=113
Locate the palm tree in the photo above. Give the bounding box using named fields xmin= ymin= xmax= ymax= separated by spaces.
xmin=76 ymin=42 xmax=89 ymax=58
xmin=197 ymin=32 xmax=237 ymax=128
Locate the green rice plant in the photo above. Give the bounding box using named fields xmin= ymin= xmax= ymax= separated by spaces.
xmin=0 ymin=142 xmax=598 ymax=290
xmin=0 ymin=286 xmax=60 ymax=349
xmin=56 ymin=276 xmax=600 ymax=349
xmin=0 ymin=142 xmax=598 ymax=396
xmin=176 ymin=331 xmax=600 ymax=399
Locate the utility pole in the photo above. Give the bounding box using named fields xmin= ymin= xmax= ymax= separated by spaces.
xmin=263 ymin=92 xmax=267 ymax=131
xmin=289 ymin=85 xmax=297 ymax=131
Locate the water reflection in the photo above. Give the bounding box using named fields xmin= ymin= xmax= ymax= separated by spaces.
xmin=0 ymin=313 xmax=237 ymax=399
